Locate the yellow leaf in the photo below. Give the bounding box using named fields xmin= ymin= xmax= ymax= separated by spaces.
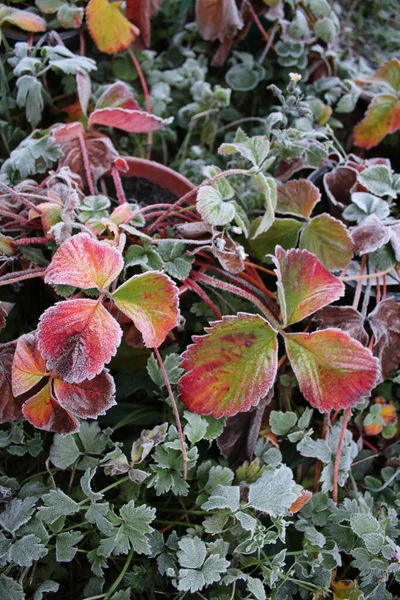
xmin=86 ymin=0 xmax=139 ymax=54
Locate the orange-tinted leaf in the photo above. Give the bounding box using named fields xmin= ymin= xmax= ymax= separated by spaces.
xmin=179 ymin=314 xmax=278 ymax=418
xmin=0 ymin=5 xmax=47 ymax=32
xmin=53 ymin=368 xmax=115 ymax=419
xmin=300 ymin=214 xmax=353 ymax=271
xmin=355 ymin=58 xmax=400 ymax=94
xmin=277 ymin=179 xmax=321 ymax=218
xmin=284 ymin=329 xmax=379 ymax=412
xmin=273 ymin=247 xmax=344 ymax=327
xmin=369 ymin=298 xmax=400 ymax=378
xmin=354 ymin=94 xmax=400 ymax=149
xmin=22 ymin=381 xmax=79 ymax=434
xmin=89 ymin=107 xmax=172 ymax=134
xmin=112 ymin=272 xmax=179 ymax=348
xmin=380 ymin=404 xmax=397 ymax=426
xmin=364 ymin=421 xmax=382 ymax=436
xmin=37 ymin=299 xmax=122 ymax=383
xmin=45 ymin=233 xmax=123 ymax=291
xmin=86 ymin=0 xmax=139 ymax=54
xmin=12 ymin=333 xmax=46 ymax=397
xmin=95 ymin=81 xmax=141 ymax=111
xmin=0 ymin=342 xmax=22 ymax=423
xmin=196 ymin=0 xmax=244 ymax=42
xmin=288 ymin=489 xmax=312 ymax=514
xmin=332 ymin=578 xmax=363 ymax=600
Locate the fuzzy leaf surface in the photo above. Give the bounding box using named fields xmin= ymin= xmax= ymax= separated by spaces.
xmin=315 ymin=306 xmax=368 ymax=345
xmin=53 ymin=368 xmax=116 ymax=419
xmin=95 ymin=81 xmax=141 ymax=110
xmin=284 ymin=329 xmax=379 ymax=412
xmin=45 ymin=233 xmax=123 ymax=291
xmin=273 ymin=247 xmax=344 ymax=327
xmin=112 ymin=272 xmax=179 ymax=348
xmin=89 ymin=108 xmax=172 ymax=133
xmin=12 ymin=333 xmax=46 ymax=396
xmin=22 ymin=382 xmax=79 ymax=434
xmin=37 ymin=299 xmax=122 ymax=383
xmin=86 ymin=0 xmax=139 ymax=54
xmin=179 ymin=314 xmax=278 ymax=418
xmin=299 ymin=214 xmax=353 ymax=271
xmin=248 ymin=465 xmax=297 ymax=517
xmin=277 ymin=179 xmax=321 ymax=218
xmin=351 ymin=214 xmax=390 ymax=255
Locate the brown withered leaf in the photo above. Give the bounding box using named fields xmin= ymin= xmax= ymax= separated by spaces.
xmin=0 ymin=342 xmax=22 ymax=424
xmin=369 ymin=297 xmax=400 ymax=378
xmin=315 ymin=306 xmax=369 ymax=346
xmin=323 ymin=166 xmax=358 ymax=209
xmin=196 ymin=0 xmax=244 ymax=42
xmin=175 ymin=222 xmax=212 ymax=239
xmin=0 ymin=302 xmax=14 ymax=331
xmin=351 ymin=214 xmax=390 ymax=255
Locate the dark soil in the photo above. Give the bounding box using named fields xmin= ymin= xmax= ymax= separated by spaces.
xmin=105 ymin=176 xmax=179 ymax=206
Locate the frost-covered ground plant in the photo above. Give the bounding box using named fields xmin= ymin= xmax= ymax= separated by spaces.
xmin=0 ymin=0 xmax=400 ymax=599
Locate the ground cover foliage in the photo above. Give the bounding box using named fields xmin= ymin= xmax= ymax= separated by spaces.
xmin=0 ymin=0 xmax=399 ymax=598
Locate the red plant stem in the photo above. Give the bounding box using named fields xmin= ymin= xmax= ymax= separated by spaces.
xmin=79 ymin=27 xmax=86 ymax=56
xmin=244 ymin=261 xmax=276 ymax=278
xmin=245 ymin=0 xmax=277 ymax=53
xmin=382 ymin=275 xmax=387 ymax=300
xmin=192 ymin=271 xmax=280 ymax=329
xmin=0 ymin=182 xmax=43 ymax=214
xmin=148 ymin=168 xmax=250 ymax=234
xmin=363 ymin=437 xmax=378 ymax=453
xmin=0 ymin=267 xmax=46 ymax=287
xmin=0 ymin=209 xmax=28 ymax=223
xmin=340 ymin=266 xmax=394 ymax=281
xmin=131 ymin=203 xmax=178 ymax=219
xmin=127 ymin=46 xmax=153 ymax=160
xmin=333 ymin=407 xmax=351 ymax=504
xmin=375 ymin=271 xmax=381 ymax=304
xmin=111 ymin=164 xmax=127 ymax=204
xmin=78 ymin=133 xmax=95 ymax=195
xmin=185 ymin=278 xmax=222 ymax=319
xmin=154 ymin=347 xmax=187 ymax=480
xmin=277 ymin=354 xmax=287 ymax=370
xmin=352 ymin=254 xmax=367 ymax=311
xmin=13 ymin=237 xmax=49 ymax=245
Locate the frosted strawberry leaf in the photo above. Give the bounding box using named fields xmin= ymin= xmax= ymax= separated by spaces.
xmin=277 ymin=179 xmax=321 ymax=218
xmin=22 ymin=381 xmax=79 ymax=434
xmin=353 ymin=94 xmax=400 ymax=150
xmin=284 ymin=329 xmax=379 ymax=413
xmin=0 ymin=5 xmax=47 ymax=32
xmin=12 ymin=333 xmax=47 ymax=397
xmin=178 ymin=313 xmax=278 ymax=418
xmin=86 ymin=0 xmax=139 ymax=54
xmin=112 ymin=272 xmax=179 ymax=348
xmin=89 ymin=108 xmax=173 ymax=134
xmin=45 ymin=233 xmax=123 ymax=291
xmin=273 ymin=247 xmax=344 ymax=327
xmin=314 ymin=306 xmax=368 ymax=346
xmin=53 ymin=368 xmax=116 ymax=419
xmin=369 ymin=298 xmax=400 ymax=378
xmin=95 ymin=81 xmax=141 ymax=111
xmin=299 ymin=214 xmax=353 ymax=271
xmin=37 ymin=299 xmax=122 ymax=383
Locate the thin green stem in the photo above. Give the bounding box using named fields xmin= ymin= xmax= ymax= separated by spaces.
xmin=104 ymin=548 xmax=133 ymax=600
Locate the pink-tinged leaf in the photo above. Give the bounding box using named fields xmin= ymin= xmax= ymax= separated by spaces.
xmin=355 ymin=58 xmax=400 ymax=94
xmin=277 ymin=179 xmax=321 ymax=218
xmin=52 ymin=124 xmax=119 ymax=184
xmin=45 ymin=233 xmax=123 ymax=291
xmin=196 ymin=0 xmax=244 ymax=42
xmin=0 ymin=342 xmax=22 ymax=423
xmin=22 ymin=381 xmax=79 ymax=434
xmin=37 ymin=299 xmax=122 ymax=383
xmin=0 ymin=6 xmax=47 ymax=32
xmin=315 ymin=306 xmax=369 ymax=346
xmin=299 ymin=214 xmax=353 ymax=271
xmin=112 ymin=272 xmax=179 ymax=348
xmin=12 ymin=333 xmax=46 ymax=397
xmin=89 ymin=108 xmax=172 ymax=134
xmin=354 ymin=94 xmax=400 ymax=149
xmin=53 ymin=368 xmax=116 ymax=419
xmin=95 ymin=81 xmax=141 ymax=111
xmin=179 ymin=313 xmax=278 ymax=418
xmin=86 ymin=0 xmax=139 ymax=54
xmin=273 ymin=247 xmax=344 ymax=327
xmin=76 ymin=71 xmax=91 ymax=117
xmin=369 ymin=298 xmax=400 ymax=378
xmin=284 ymin=329 xmax=379 ymax=413
xmin=351 ymin=214 xmax=390 ymax=255
xmin=0 ymin=301 xmax=14 ymax=331
xmin=109 ymin=203 xmax=134 ymax=225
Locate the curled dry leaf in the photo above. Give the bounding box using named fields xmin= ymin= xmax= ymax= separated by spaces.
xmin=45 ymin=232 xmax=123 ymax=291
xmin=179 ymin=313 xmax=278 ymax=418
xmin=369 ymin=298 xmax=400 ymax=378
xmin=196 ymin=0 xmax=244 ymax=42
xmin=351 ymin=214 xmax=390 ymax=255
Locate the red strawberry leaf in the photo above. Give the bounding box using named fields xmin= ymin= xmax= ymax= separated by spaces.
xmin=53 ymin=368 xmax=116 ymax=419
xmin=277 ymin=179 xmax=321 ymax=218
xmin=369 ymin=298 xmax=400 ymax=378
xmin=273 ymin=247 xmax=345 ymax=327
xmin=45 ymin=233 xmax=123 ymax=291
xmin=89 ymin=108 xmax=173 ymax=134
xmin=22 ymin=381 xmax=79 ymax=434
xmin=37 ymin=299 xmax=122 ymax=383
xmin=314 ymin=306 xmax=369 ymax=346
xmin=0 ymin=342 xmax=22 ymax=424
xmin=179 ymin=313 xmax=278 ymax=418
xmin=86 ymin=0 xmax=139 ymax=54
xmin=12 ymin=333 xmax=47 ymax=397
xmin=284 ymin=329 xmax=379 ymax=413
xmin=95 ymin=81 xmax=141 ymax=111
xmin=112 ymin=272 xmax=179 ymax=348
